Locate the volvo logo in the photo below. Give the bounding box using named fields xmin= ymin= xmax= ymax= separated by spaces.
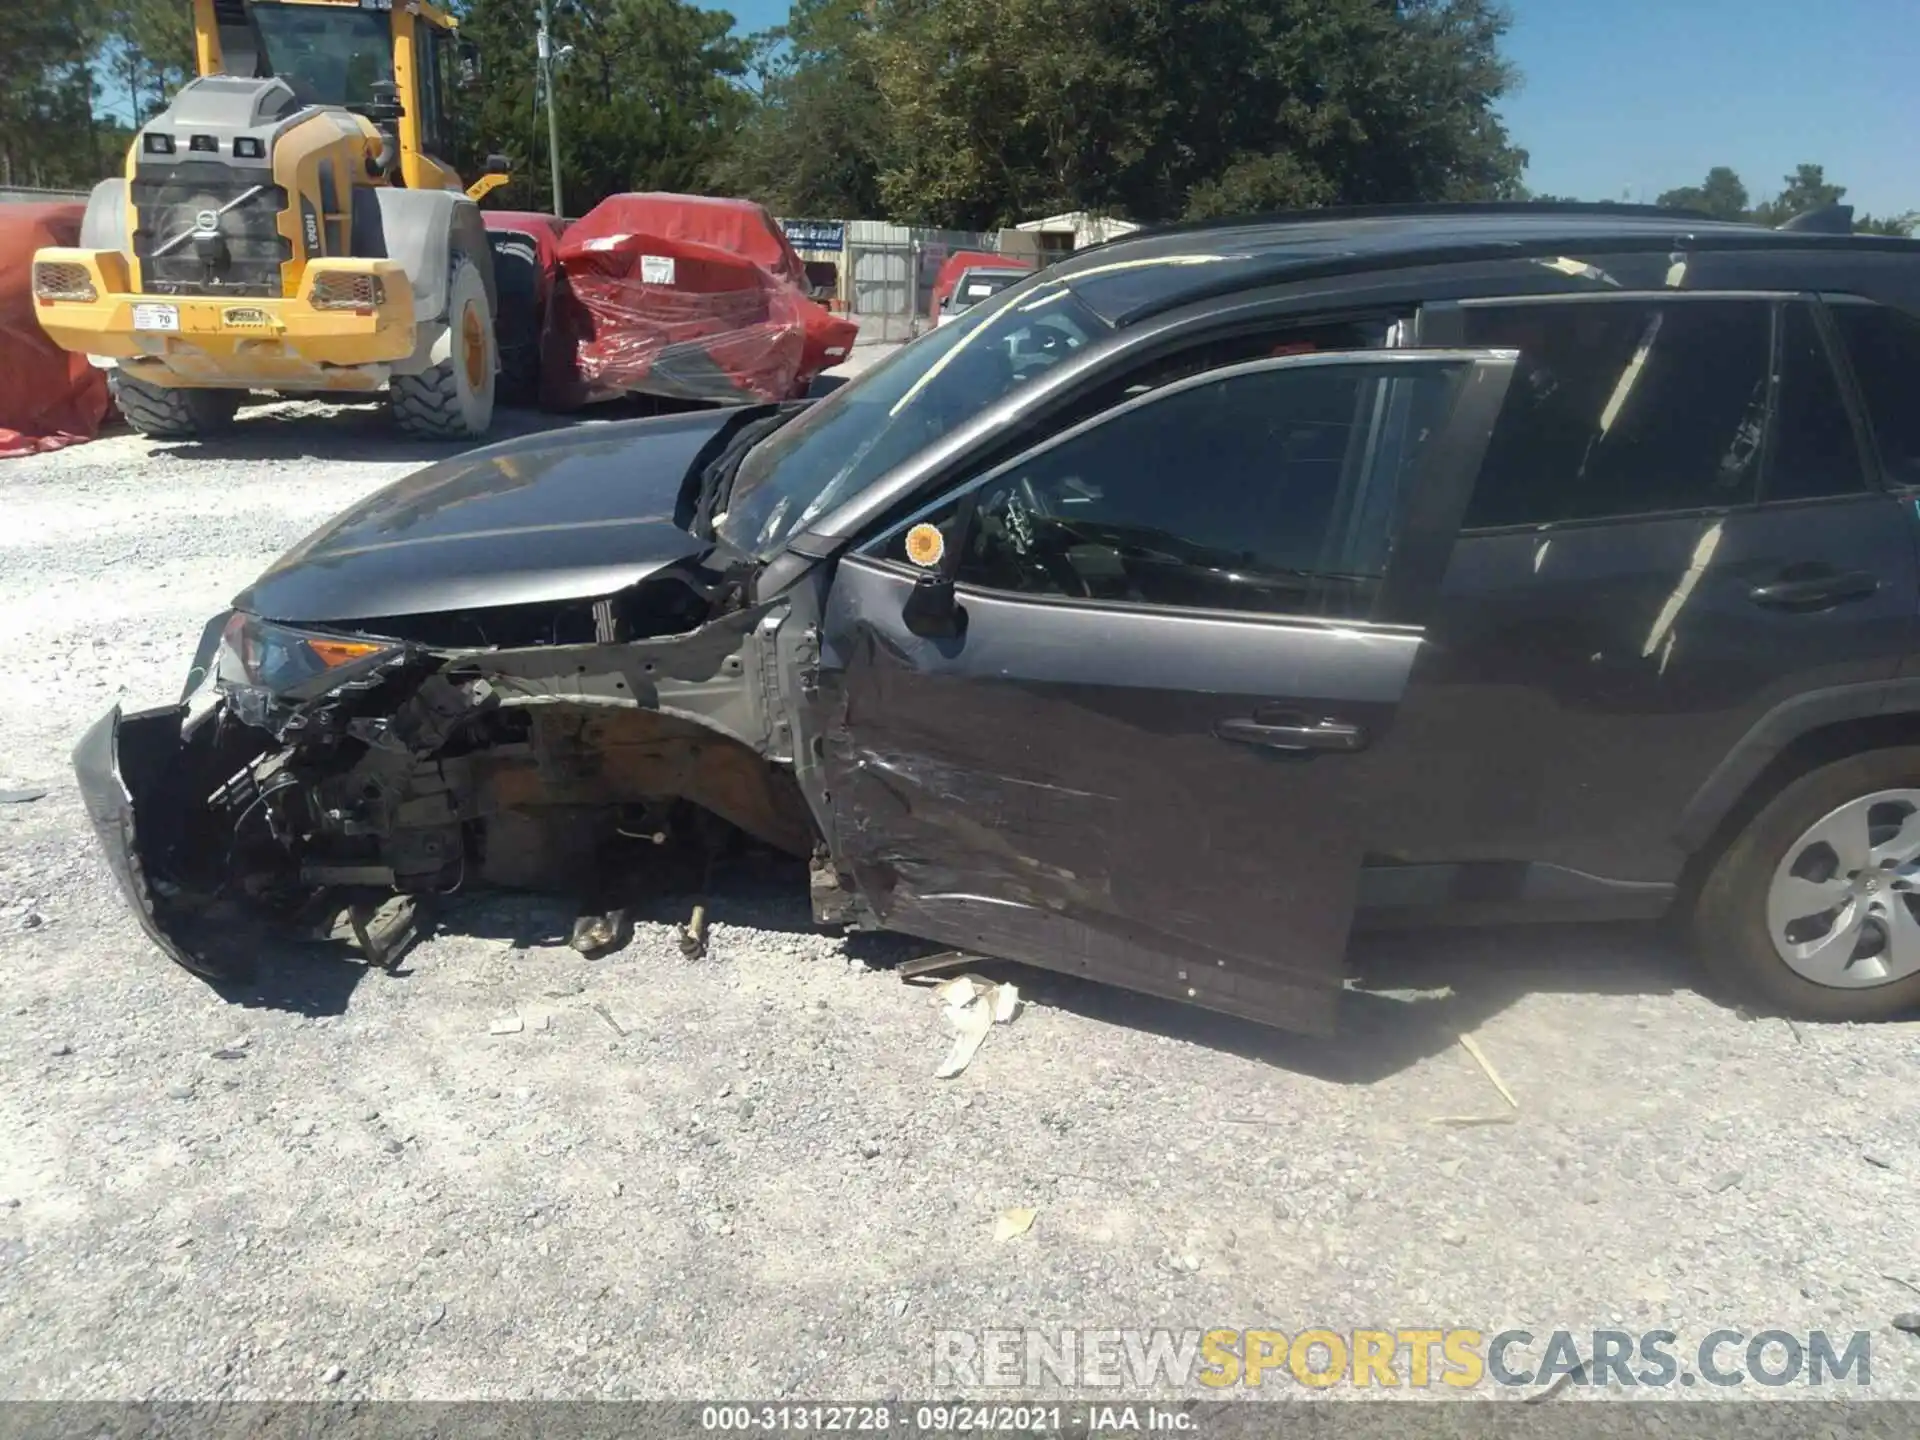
xmin=194 ymin=209 xmax=219 ymax=233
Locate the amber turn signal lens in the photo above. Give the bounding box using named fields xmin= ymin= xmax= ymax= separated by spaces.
xmin=306 ymin=639 xmax=388 ymax=668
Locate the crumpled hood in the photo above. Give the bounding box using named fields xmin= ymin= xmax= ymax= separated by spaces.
xmin=236 ymin=409 xmax=744 ymax=625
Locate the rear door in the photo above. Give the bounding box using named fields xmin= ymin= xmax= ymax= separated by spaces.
xmin=809 ymin=350 xmax=1515 ymax=1035
xmin=1378 ymin=295 xmax=1920 ymax=891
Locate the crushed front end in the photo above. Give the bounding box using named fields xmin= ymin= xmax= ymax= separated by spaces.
xmin=75 ymin=592 xmax=817 ymax=984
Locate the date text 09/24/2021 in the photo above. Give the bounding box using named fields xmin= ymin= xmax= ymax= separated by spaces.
xmin=699 ymin=1407 xmax=1184 ymax=1432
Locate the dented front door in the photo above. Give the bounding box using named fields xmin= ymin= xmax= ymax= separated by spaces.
xmin=810 ymin=351 xmax=1515 ymax=1034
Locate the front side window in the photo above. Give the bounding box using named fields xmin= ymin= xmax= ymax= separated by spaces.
xmin=1460 ymin=300 xmax=1773 ymax=528
xmin=720 ymin=284 xmax=1110 ymax=556
xmin=1830 ymin=301 xmax=1920 ymax=487
xmin=415 ymin=24 xmax=460 ymax=160
xmin=251 ymin=3 xmax=394 ymax=110
xmin=880 ymin=363 xmax=1459 ymax=619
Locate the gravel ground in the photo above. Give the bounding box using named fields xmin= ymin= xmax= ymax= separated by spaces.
xmin=3 ymin=370 xmax=1920 ymax=1407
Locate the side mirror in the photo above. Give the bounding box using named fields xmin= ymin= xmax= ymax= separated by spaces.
xmin=483 ymin=152 xmax=512 ymax=175
xmin=362 ymin=80 xmax=404 ymax=119
xmin=902 ymin=572 xmax=964 ymax=639
xmin=459 ymin=41 xmax=485 ymax=88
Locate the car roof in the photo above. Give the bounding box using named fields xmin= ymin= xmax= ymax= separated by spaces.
xmin=1041 ymin=203 xmax=1919 ymax=324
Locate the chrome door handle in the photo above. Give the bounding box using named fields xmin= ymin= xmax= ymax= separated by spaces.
xmin=1748 ymin=569 xmax=1880 ymax=611
xmin=1214 ymin=716 xmax=1367 ymax=754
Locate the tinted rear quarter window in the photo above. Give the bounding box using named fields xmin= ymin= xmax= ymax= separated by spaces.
xmin=1767 ymin=303 xmax=1869 ymax=502
xmin=1460 ymin=300 xmax=1772 ymax=528
xmin=1830 ymin=302 xmax=1920 ymax=487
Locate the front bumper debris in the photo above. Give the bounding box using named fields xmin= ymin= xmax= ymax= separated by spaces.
xmin=72 ymin=703 xmax=214 ymax=977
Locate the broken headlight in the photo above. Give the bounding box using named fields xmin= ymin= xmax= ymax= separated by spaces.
xmin=202 ymin=613 xmax=401 ymax=702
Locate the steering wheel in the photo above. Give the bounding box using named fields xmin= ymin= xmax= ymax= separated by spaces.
xmin=1011 ymin=476 xmax=1094 ymax=598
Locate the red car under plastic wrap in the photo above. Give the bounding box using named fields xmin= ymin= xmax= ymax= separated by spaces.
xmin=545 ymin=193 xmax=860 ymax=408
xmin=927 ymin=248 xmax=1032 ymax=322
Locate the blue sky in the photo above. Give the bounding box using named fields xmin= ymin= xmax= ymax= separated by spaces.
xmin=722 ymin=0 xmax=1920 ymax=217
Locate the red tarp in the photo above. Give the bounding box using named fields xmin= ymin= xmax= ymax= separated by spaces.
xmin=546 ymin=193 xmax=859 ymax=407
xmin=928 ymin=249 xmax=1031 ymax=321
xmin=0 ymin=203 xmax=112 ymax=458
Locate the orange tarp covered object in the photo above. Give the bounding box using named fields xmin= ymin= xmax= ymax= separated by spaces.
xmin=0 ymin=203 xmax=112 ymax=459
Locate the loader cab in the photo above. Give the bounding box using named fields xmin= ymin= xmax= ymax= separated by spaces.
xmin=195 ymin=0 xmax=468 ymax=193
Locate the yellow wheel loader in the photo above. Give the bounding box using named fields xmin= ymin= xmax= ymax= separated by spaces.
xmin=30 ymin=0 xmax=516 ymax=441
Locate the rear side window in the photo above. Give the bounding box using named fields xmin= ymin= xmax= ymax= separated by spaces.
xmin=1460 ymin=300 xmax=1772 ymax=527
xmin=1767 ymin=303 xmax=1870 ymax=502
xmin=1830 ymin=302 xmax=1920 ymax=487
xmin=883 ymin=365 xmax=1455 ymax=619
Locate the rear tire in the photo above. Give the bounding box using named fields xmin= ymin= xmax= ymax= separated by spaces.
xmin=109 ymin=372 xmax=242 ymax=439
xmin=1694 ymin=745 xmax=1920 ymax=1021
xmin=390 ymin=252 xmax=495 ymax=440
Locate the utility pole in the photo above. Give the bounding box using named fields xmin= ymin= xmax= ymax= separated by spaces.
xmin=537 ymin=0 xmax=564 ymax=217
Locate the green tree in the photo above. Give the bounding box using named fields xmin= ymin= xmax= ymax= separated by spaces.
xmin=1855 ymin=212 xmax=1919 ymax=238
xmin=709 ymin=0 xmax=888 ymax=217
xmin=1657 ymin=165 xmax=1749 ymax=221
xmin=104 ymin=0 xmax=196 ymax=124
xmin=1656 ymin=163 xmax=1913 ymax=234
xmin=724 ymin=0 xmax=1526 ymax=230
xmin=1750 ymin=163 xmax=1846 ymax=228
xmin=450 ymin=0 xmax=752 ymax=213
xmin=0 ymin=3 xmax=115 ymax=188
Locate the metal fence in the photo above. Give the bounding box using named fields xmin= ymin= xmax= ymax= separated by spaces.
xmin=843 ymin=221 xmax=1000 ymax=344
xmin=0 ymin=186 xmax=88 ymax=204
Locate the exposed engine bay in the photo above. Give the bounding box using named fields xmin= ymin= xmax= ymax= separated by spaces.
xmin=91 ymin=561 xmax=823 ymax=980
xmin=72 ymin=397 xmax=855 ymax=982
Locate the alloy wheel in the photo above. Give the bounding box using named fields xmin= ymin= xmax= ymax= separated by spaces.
xmin=1767 ymin=788 xmax=1920 ymax=988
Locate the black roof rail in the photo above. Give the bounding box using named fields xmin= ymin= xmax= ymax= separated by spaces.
xmin=1779 ymin=203 xmax=1855 ymax=234
xmin=1074 ymin=199 xmax=1726 ymax=255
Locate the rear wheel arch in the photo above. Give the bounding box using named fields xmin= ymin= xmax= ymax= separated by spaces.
xmin=1693 ymin=741 xmax=1920 ymax=1017
xmin=1677 ymin=695 xmax=1920 ymax=903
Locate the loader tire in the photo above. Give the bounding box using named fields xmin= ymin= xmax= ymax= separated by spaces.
xmin=390 ymin=253 xmax=496 ymax=440
xmin=109 ymin=372 xmax=241 ymax=440
xmin=488 ymin=227 xmax=544 ymax=408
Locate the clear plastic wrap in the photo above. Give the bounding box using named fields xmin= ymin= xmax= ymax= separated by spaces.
xmin=546 ymin=194 xmax=858 ymax=408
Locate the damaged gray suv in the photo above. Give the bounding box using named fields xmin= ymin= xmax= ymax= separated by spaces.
xmin=77 ymin=203 xmax=1920 ymax=1035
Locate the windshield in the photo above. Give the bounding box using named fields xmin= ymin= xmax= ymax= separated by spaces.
xmin=719 ymin=282 xmax=1110 ymax=555
xmin=252 ymin=3 xmax=395 ymax=109
xmin=949 ymin=270 xmax=1027 ymax=311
